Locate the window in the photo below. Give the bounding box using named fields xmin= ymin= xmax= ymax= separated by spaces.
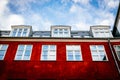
xmin=17 ymin=29 xmax=22 ymax=37
xmin=90 ymin=45 xmax=108 ymax=61
xmin=15 ymin=45 xmax=32 ymax=60
xmin=66 ymin=45 xmax=82 ymax=61
xmin=53 ymin=29 xmax=58 ymax=34
xmin=12 ymin=29 xmax=17 ymax=36
xmin=93 ymin=29 xmax=112 ymax=38
xmin=22 ymin=28 xmax=28 ymax=37
xmin=11 ymin=28 xmax=29 ymax=37
xmin=0 ymin=44 xmax=8 ymax=60
xmin=114 ymin=45 xmax=120 ymax=60
xmin=52 ymin=27 xmax=70 ymax=37
xmin=41 ymin=45 xmax=56 ymax=61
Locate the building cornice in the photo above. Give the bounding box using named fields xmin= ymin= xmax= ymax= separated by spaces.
xmin=0 ymin=37 xmax=120 ymax=42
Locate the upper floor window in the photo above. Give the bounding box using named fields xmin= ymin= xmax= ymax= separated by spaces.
xmin=51 ymin=26 xmax=71 ymax=37
xmin=15 ymin=45 xmax=32 ymax=60
xmin=41 ymin=45 xmax=56 ymax=61
xmin=114 ymin=45 xmax=120 ymax=60
xmin=90 ymin=45 xmax=108 ymax=61
xmin=11 ymin=28 xmax=29 ymax=37
xmin=66 ymin=45 xmax=82 ymax=61
xmin=91 ymin=26 xmax=113 ymax=38
xmin=0 ymin=44 xmax=8 ymax=60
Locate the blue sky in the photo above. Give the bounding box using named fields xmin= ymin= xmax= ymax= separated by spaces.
xmin=0 ymin=0 xmax=119 ymax=31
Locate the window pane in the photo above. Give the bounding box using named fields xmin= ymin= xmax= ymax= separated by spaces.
xmin=50 ymin=45 xmax=55 ymax=50
xmin=0 ymin=51 xmax=5 ymax=55
xmin=24 ymin=28 xmax=28 ymax=32
xmin=24 ymin=50 xmax=31 ymax=56
xmin=59 ymin=29 xmax=63 ymax=31
xmin=22 ymin=32 xmax=27 ymax=36
xmin=117 ymin=46 xmax=120 ymax=49
xmin=43 ymin=45 xmax=48 ymax=50
xmin=68 ymin=55 xmax=73 ymax=60
xmin=75 ymin=50 xmax=80 ymax=55
xmin=117 ymin=51 xmax=120 ymax=59
xmin=15 ymin=56 xmax=22 ymax=60
xmin=12 ymin=32 xmax=16 ymax=36
xmin=1 ymin=45 xmax=8 ymax=50
xmin=19 ymin=45 xmax=24 ymax=50
xmin=99 ymin=51 xmax=105 ymax=55
xmin=92 ymin=55 xmax=99 ymax=60
xmin=64 ymin=32 xmax=68 ymax=34
xmin=100 ymin=55 xmax=107 ymax=60
xmin=43 ymin=51 xmax=48 ymax=55
xmin=91 ymin=51 xmax=98 ymax=55
xmin=23 ymin=56 xmax=30 ymax=60
xmin=48 ymin=55 xmax=56 ymax=60
xmin=98 ymin=45 xmax=104 ymax=50
xmin=0 ymin=56 xmax=3 ymax=60
xmin=91 ymin=46 xmax=97 ymax=50
xmin=67 ymin=50 xmax=73 ymax=55
xmin=26 ymin=45 xmax=32 ymax=50
xmin=54 ymin=32 xmax=58 ymax=34
xmin=17 ymin=33 xmax=22 ymax=36
xmin=75 ymin=55 xmax=81 ymax=60
xmin=17 ymin=50 xmax=23 ymax=56
xmin=42 ymin=55 xmax=47 ymax=60
xmin=54 ymin=29 xmax=58 ymax=31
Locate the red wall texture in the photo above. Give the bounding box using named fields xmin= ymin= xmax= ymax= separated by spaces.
xmin=0 ymin=40 xmax=120 ymax=80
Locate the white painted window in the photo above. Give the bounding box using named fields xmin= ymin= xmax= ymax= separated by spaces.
xmin=52 ymin=27 xmax=71 ymax=37
xmin=41 ymin=45 xmax=56 ymax=61
xmin=15 ymin=45 xmax=32 ymax=60
xmin=0 ymin=44 xmax=8 ymax=60
xmin=66 ymin=45 xmax=82 ymax=61
xmin=92 ymin=28 xmax=113 ymax=38
xmin=90 ymin=45 xmax=108 ymax=61
xmin=114 ymin=45 xmax=120 ymax=60
xmin=11 ymin=28 xmax=29 ymax=37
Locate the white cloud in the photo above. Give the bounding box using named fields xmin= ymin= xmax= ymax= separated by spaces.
xmin=105 ymin=0 xmax=119 ymax=9
xmin=0 ymin=0 xmax=25 ymax=30
xmin=70 ymin=5 xmax=77 ymax=13
xmin=0 ymin=0 xmax=119 ymax=31
xmin=7 ymin=14 xmax=24 ymax=26
xmin=67 ymin=0 xmax=119 ymax=30
xmin=72 ymin=23 xmax=90 ymax=30
xmin=0 ymin=0 xmax=9 ymax=16
xmin=72 ymin=0 xmax=90 ymax=4
xmin=25 ymin=13 xmax=52 ymax=31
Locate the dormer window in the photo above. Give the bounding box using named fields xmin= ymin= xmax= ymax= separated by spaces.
xmin=10 ymin=25 xmax=32 ymax=37
xmin=90 ymin=26 xmax=113 ymax=38
xmin=51 ymin=25 xmax=71 ymax=37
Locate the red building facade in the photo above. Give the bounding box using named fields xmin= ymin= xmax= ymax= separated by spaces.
xmin=0 ymin=38 xmax=120 ymax=80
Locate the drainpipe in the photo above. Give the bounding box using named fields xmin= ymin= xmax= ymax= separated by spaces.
xmin=108 ymin=38 xmax=120 ymax=74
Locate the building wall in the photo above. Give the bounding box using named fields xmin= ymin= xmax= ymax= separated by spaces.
xmin=0 ymin=38 xmax=120 ymax=80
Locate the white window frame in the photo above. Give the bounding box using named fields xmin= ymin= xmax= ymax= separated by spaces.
xmin=114 ymin=45 xmax=120 ymax=61
xmin=52 ymin=27 xmax=70 ymax=37
xmin=41 ymin=45 xmax=56 ymax=61
xmin=11 ymin=28 xmax=29 ymax=37
xmin=90 ymin=45 xmax=108 ymax=61
xmin=14 ymin=45 xmax=33 ymax=60
xmin=93 ymin=28 xmax=113 ymax=38
xmin=66 ymin=45 xmax=82 ymax=61
xmin=0 ymin=44 xmax=8 ymax=60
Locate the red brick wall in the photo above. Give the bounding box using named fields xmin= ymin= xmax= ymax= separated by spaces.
xmin=0 ymin=41 xmax=120 ymax=80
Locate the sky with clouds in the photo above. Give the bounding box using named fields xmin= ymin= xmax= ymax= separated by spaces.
xmin=0 ymin=0 xmax=119 ymax=31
